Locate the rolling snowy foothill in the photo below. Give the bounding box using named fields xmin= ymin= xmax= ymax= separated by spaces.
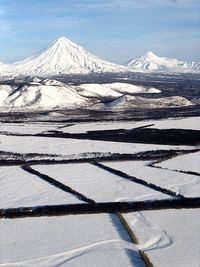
xmin=0 ymin=79 xmax=194 ymax=111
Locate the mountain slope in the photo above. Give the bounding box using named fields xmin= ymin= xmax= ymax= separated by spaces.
xmin=4 ymin=84 xmax=92 ymax=110
xmin=12 ymin=37 xmax=126 ymax=77
xmin=125 ymin=52 xmax=200 ymax=73
xmin=0 ymin=62 xmax=12 ymax=78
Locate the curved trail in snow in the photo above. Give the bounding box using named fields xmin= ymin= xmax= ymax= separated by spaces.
xmin=0 ymin=239 xmax=135 ymax=267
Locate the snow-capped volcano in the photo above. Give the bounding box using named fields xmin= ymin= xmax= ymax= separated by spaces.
xmin=125 ymin=51 xmax=200 ymax=73
xmin=12 ymin=37 xmax=126 ymax=77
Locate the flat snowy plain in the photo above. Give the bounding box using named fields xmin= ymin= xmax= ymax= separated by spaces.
xmin=0 ymin=116 xmax=199 ymax=266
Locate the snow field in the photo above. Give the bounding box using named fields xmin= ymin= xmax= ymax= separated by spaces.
xmin=123 ymin=209 xmax=200 ymax=267
xmin=33 ymin=163 xmax=168 ymax=202
xmin=0 ymin=214 xmax=145 ymax=266
xmin=0 ymin=117 xmax=199 ymax=266
xmin=156 ymin=151 xmax=200 ymax=174
xmin=0 ymin=166 xmax=82 ymax=209
xmin=104 ymin=160 xmax=200 ymax=197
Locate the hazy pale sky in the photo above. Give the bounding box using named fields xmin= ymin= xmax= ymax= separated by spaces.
xmin=0 ymin=0 xmax=199 ymax=63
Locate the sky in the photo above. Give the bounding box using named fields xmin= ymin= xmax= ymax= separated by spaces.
xmin=0 ymin=0 xmax=199 ymax=64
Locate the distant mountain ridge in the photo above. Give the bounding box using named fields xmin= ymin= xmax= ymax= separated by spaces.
xmin=0 ymin=38 xmax=199 ymax=77
xmin=125 ymin=51 xmax=200 ymax=73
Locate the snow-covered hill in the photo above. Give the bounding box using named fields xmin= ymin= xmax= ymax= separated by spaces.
xmin=2 ymin=84 xmax=92 ymax=110
xmin=0 ymin=79 xmax=193 ymax=111
xmin=106 ymin=95 xmax=193 ymax=109
xmin=10 ymin=37 xmax=126 ymax=77
xmin=125 ymin=52 xmax=200 ymax=73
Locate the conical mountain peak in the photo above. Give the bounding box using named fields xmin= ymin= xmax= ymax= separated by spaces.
xmin=143 ymin=51 xmax=157 ymax=59
xmin=11 ymin=37 xmax=125 ymax=76
xmin=53 ymin=37 xmax=78 ymax=47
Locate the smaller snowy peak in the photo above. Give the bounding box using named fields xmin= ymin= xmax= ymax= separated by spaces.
xmin=141 ymin=51 xmax=158 ymax=60
xmin=125 ymin=52 xmax=200 ymax=73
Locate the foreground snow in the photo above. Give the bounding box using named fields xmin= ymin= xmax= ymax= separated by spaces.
xmin=0 ymin=117 xmax=199 ymax=266
xmin=104 ymin=160 xmax=200 ymax=198
xmin=34 ymin=163 xmax=168 ymax=202
xmin=0 ymin=166 xmax=81 ymax=209
xmin=123 ymin=209 xmax=200 ymax=267
xmin=156 ymin=151 xmax=200 ymax=174
xmin=0 ymin=214 xmax=145 ymax=267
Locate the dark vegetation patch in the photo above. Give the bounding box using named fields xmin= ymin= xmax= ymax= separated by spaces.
xmin=1 ymin=198 xmax=199 ymax=219
xmin=35 ymin=128 xmax=200 ymax=146
xmin=0 ymin=105 xmax=200 ymax=123
xmin=0 ymin=149 xmax=198 ymax=166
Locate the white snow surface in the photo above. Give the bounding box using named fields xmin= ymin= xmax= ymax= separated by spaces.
xmin=0 ymin=166 xmax=82 ymax=209
xmin=0 ymin=85 xmax=12 ymax=105
xmin=104 ymin=160 xmax=200 ymax=198
xmin=0 ymin=135 xmax=193 ymax=157
xmin=123 ymin=209 xmax=200 ymax=267
xmin=148 ymin=116 xmax=200 ymax=130
xmin=156 ymin=151 xmax=200 ymax=174
xmin=0 ymin=214 xmax=145 ymax=266
xmin=33 ymin=163 xmax=168 ymax=202
xmin=77 ymin=82 xmax=160 ymax=99
xmin=0 ymin=62 xmax=12 ymax=77
xmin=125 ymin=51 xmax=200 ymax=73
xmin=0 ymin=122 xmax=63 ymax=134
